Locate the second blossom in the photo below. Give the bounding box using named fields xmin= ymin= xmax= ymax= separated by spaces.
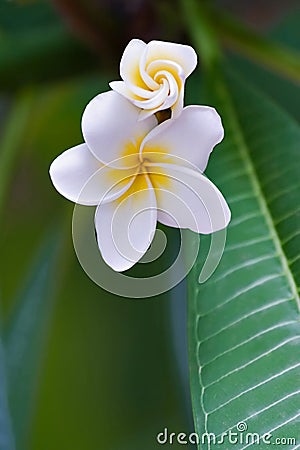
xmin=110 ymin=39 xmax=197 ymax=121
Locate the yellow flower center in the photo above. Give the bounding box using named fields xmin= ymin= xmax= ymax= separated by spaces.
xmin=111 ymin=136 xmax=173 ymax=204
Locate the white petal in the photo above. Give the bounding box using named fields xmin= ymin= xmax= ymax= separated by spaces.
xmin=142 ymin=105 xmax=224 ymax=171
xmin=50 ymin=144 xmax=100 ymax=205
xmin=145 ymin=40 xmax=197 ymax=77
xmin=147 ymin=59 xmax=184 ymax=80
xmin=137 ymin=76 xmax=180 ymax=121
xmin=138 ymin=44 xmax=159 ymax=90
xmin=138 ymin=108 xmax=160 ymax=121
xmin=109 ymin=80 xmax=155 ymax=100
xmin=119 ymin=38 xmax=158 ymax=90
xmin=49 ymin=144 xmax=137 ymax=206
xmin=130 ymin=78 xmax=170 ymax=109
xmin=95 ymin=173 xmax=157 ymax=271
xmin=82 ymin=91 xmax=157 ymax=168
xmin=114 ymin=72 xmax=178 ymax=114
xmin=108 ymin=80 xmax=134 ymax=99
xmin=147 ymin=163 xmax=231 ymax=233
xmin=154 ymin=70 xmax=179 ymax=108
xmin=137 ymin=59 xmax=184 ymax=112
xmin=170 ymin=85 xmax=184 ymax=118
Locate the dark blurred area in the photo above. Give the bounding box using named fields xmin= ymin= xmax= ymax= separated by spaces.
xmin=1 ymin=0 xmax=298 ymax=90
xmin=216 ymin=0 xmax=299 ymax=29
xmin=51 ymin=0 xmax=299 ymax=54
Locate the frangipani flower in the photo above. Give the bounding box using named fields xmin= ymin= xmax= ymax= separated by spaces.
xmin=109 ymin=39 xmax=197 ymax=120
xmin=50 ymin=91 xmax=230 ymax=272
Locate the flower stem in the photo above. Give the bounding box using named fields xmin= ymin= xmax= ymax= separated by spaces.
xmin=155 ymin=108 xmax=171 ymax=124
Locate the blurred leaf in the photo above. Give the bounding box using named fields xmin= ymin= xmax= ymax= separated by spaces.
xmin=0 ymin=1 xmax=59 ymax=32
xmin=0 ymin=1 xmax=96 ymax=89
xmin=0 ymin=90 xmax=35 ymax=220
xmin=0 ymin=339 xmax=15 ymax=450
xmin=1 ymin=75 xmax=110 ymax=308
xmin=29 ymin=230 xmax=192 ymax=450
xmin=229 ymin=9 xmax=300 ymax=123
xmin=209 ymin=6 xmax=300 ymax=84
xmin=269 ymin=9 xmax=300 ymax=51
xmin=25 ymin=76 xmax=111 ymax=157
xmin=0 ymin=74 xmax=192 ymax=449
xmin=188 ymin=70 xmax=300 ymax=448
xmin=4 ymin=230 xmax=64 ymax=449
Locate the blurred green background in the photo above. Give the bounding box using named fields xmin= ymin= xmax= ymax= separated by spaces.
xmin=0 ymin=2 xmax=193 ymax=449
xmin=0 ymin=0 xmax=299 ymax=449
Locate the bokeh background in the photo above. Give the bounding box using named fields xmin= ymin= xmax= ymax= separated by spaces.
xmin=1 ymin=1 xmax=299 ymax=449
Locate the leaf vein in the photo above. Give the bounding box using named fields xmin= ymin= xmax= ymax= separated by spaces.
xmin=207 ymin=362 xmax=300 ymax=415
xmin=204 ymin=336 xmax=300 ymax=389
xmin=199 ymin=297 xmax=294 ymax=346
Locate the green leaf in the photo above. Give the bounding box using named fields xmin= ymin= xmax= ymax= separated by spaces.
xmin=28 ymin=227 xmax=192 ymax=450
xmin=0 ymin=339 xmax=15 ymax=450
xmin=4 ymin=230 xmax=63 ymax=448
xmin=0 ymin=90 xmax=35 ymax=220
xmin=1 ymin=75 xmax=191 ymax=450
xmin=209 ymin=6 xmax=300 ymax=84
xmin=229 ymin=9 xmax=300 ymax=123
xmin=1 ymin=76 xmax=110 ymax=308
xmin=0 ymin=1 xmax=96 ymax=89
xmin=188 ymin=70 xmax=300 ymax=448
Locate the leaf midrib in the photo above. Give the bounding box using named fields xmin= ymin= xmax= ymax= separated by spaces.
xmin=217 ymin=71 xmax=300 ymax=312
